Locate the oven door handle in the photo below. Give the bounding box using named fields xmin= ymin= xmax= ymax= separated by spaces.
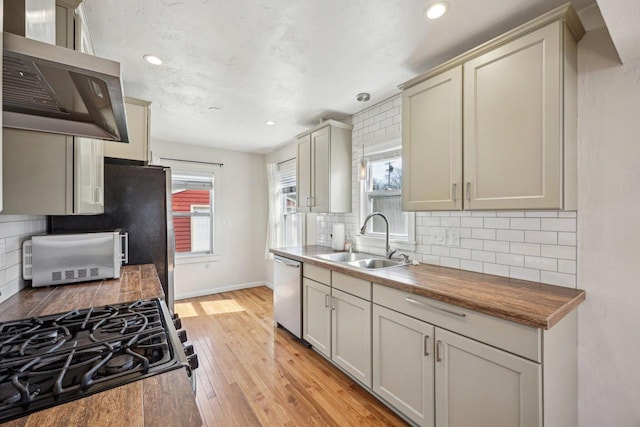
xmin=120 ymin=232 xmax=129 ymax=264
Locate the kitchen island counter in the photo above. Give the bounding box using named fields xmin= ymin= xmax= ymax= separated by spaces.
xmin=271 ymin=245 xmax=585 ymax=330
xmin=0 ymin=264 xmax=202 ymax=427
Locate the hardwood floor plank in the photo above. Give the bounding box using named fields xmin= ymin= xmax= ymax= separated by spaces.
xmin=176 ymin=286 xmax=407 ymax=427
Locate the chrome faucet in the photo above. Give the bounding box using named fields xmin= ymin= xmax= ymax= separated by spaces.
xmin=360 ymin=212 xmax=396 ymax=259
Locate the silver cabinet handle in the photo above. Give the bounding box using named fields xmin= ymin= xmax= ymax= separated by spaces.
xmin=405 ymin=297 xmax=466 ymax=318
xmin=325 ymin=294 xmax=330 ymax=307
xmin=306 ymin=196 xmax=311 ymax=207
xmin=309 ymin=196 xmax=315 ymax=207
xmin=331 ymin=296 xmax=336 ymax=310
xmin=466 ymin=182 xmax=471 ymax=202
xmin=436 ymin=340 xmax=443 ymax=362
xmin=424 ymin=335 xmax=430 ymax=356
xmin=452 ymin=183 xmax=457 ymax=202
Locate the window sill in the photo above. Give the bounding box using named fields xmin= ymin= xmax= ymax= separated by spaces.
xmin=176 ymin=253 xmax=220 ymax=265
xmin=355 ymin=235 xmax=417 ymax=253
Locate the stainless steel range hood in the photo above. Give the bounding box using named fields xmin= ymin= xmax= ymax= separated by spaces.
xmin=2 ymin=1 xmax=129 ymax=142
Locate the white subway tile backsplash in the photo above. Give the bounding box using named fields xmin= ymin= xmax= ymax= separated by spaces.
xmin=558 ymin=232 xmax=577 ymax=246
xmin=316 ymin=93 xmax=578 ymax=289
xmin=524 ymin=256 xmax=558 ymax=272
xmin=540 ymin=245 xmax=576 ymax=260
xmin=496 ymin=253 xmax=525 ymax=267
xmin=483 ymin=263 xmax=510 ymax=277
xmin=524 ymin=231 xmax=558 ymax=245
xmin=558 ymin=260 xmax=577 ymax=274
xmin=461 ymin=260 xmax=483 ymax=273
xmin=510 ymin=242 xmax=541 ymax=256
xmin=461 ymin=217 xmax=483 ymax=228
xmin=461 ymin=238 xmax=484 ymax=250
xmin=450 ymin=248 xmax=472 ymax=259
xmin=483 ymin=240 xmax=510 ymax=253
xmin=496 ymin=229 xmax=525 ymax=242
xmin=483 ymin=218 xmax=510 ymax=229
xmin=472 ymin=228 xmax=495 ymax=240
xmin=440 ymin=257 xmax=460 ymax=269
xmin=510 ymin=266 xmax=540 ymax=282
xmin=540 ymin=271 xmax=576 ymax=287
xmin=541 ymin=218 xmax=577 ymax=232
xmin=510 ymin=218 xmax=541 ymax=230
xmin=472 ymin=250 xmax=496 ymax=263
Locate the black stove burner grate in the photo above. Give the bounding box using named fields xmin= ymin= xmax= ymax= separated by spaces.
xmin=0 ymin=298 xmax=187 ymax=424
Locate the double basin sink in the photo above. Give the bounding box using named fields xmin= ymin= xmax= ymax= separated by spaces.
xmin=315 ymin=251 xmax=408 ymax=270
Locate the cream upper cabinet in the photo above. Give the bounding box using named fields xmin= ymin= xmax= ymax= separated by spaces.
xmin=435 ymin=328 xmax=541 ymax=427
xmin=2 ymin=130 xmax=104 ymax=215
xmin=296 ymin=120 xmax=352 ymax=213
xmin=400 ymin=6 xmax=582 ymax=210
xmin=464 ymin=22 xmax=570 ymax=210
xmin=402 ymin=66 xmax=462 ymax=211
xmin=104 ymin=98 xmax=151 ymax=163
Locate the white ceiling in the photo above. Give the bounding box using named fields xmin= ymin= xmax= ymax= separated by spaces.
xmin=595 ymin=0 xmax=640 ymax=63
xmin=84 ymin=0 xmax=594 ymax=153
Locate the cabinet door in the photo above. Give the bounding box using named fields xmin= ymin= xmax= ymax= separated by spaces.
xmin=104 ymin=98 xmax=150 ymax=162
xmin=296 ymin=135 xmax=312 ymax=213
xmin=373 ymin=304 xmax=434 ymax=427
xmin=310 ymin=126 xmax=330 ymax=212
xmin=2 ymin=129 xmax=73 ymax=215
xmin=435 ymin=328 xmax=541 ymax=427
xmin=74 ymin=138 xmax=104 ymax=214
xmin=302 ymin=278 xmax=331 ymax=358
xmin=331 ymin=289 xmax=371 ymax=387
xmin=402 ymin=66 xmax=462 ymax=211
xmin=463 ymin=23 xmax=562 ymax=210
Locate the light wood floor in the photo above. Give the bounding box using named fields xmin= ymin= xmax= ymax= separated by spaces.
xmin=175 ymin=286 xmax=408 ymax=426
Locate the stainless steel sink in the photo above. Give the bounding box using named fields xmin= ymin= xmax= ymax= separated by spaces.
xmin=315 ymin=252 xmax=374 ymax=262
xmin=346 ymin=258 xmax=407 ymax=270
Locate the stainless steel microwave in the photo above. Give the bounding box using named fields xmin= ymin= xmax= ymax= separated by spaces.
xmin=22 ymin=230 xmax=128 ymax=287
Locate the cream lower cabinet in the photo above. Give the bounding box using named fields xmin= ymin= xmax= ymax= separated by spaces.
xmin=373 ymin=304 xmax=435 ymax=427
xmin=331 ymin=288 xmax=371 ymax=387
xmin=302 ymin=266 xmax=372 ymax=388
xmin=435 ymin=328 xmax=541 ymax=427
xmin=302 ymin=277 xmax=331 ymax=358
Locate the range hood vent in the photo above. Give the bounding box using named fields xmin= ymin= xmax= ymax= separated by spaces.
xmin=2 ymin=31 xmax=129 ymax=142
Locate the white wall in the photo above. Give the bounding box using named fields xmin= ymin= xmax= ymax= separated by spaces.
xmin=0 ymin=215 xmax=46 ymax=304
xmin=152 ymin=139 xmax=268 ymax=299
xmin=576 ymin=6 xmax=640 ymax=426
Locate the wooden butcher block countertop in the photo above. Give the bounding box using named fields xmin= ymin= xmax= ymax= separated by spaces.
xmin=0 ymin=265 xmax=202 ymax=427
xmin=271 ymin=245 xmax=585 ymax=330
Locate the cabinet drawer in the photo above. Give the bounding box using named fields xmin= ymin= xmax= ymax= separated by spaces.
xmin=372 ymin=284 xmax=541 ymax=362
xmin=303 ymin=263 xmax=331 ymax=285
xmin=332 ymin=272 xmax=371 ymax=301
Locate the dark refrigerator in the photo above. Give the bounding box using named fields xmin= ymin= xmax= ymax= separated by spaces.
xmin=49 ymin=163 xmax=175 ymax=310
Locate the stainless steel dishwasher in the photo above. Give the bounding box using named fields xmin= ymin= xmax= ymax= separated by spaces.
xmin=273 ymin=255 xmax=302 ymax=338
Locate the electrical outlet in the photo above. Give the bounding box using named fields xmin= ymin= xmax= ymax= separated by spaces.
xmin=431 ymin=228 xmax=446 ymax=245
xmin=447 ymin=229 xmax=460 ymax=247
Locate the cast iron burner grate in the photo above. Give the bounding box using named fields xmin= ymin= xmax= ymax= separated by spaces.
xmin=0 ymin=298 xmax=187 ymax=423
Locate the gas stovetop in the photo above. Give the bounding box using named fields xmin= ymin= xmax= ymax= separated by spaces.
xmin=0 ymin=298 xmax=189 ymax=423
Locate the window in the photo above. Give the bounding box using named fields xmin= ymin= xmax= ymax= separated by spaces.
xmin=361 ymin=147 xmax=415 ymax=244
xmin=278 ymin=161 xmax=304 ymax=246
xmin=172 ymin=173 xmax=214 ymax=256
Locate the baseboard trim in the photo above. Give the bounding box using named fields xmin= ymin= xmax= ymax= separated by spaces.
xmin=175 ymin=281 xmax=268 ymax=300
xmin=263 ymin=281 xmax=273 ymax=290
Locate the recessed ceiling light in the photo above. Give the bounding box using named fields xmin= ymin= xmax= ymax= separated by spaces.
xmin=424 ymin=2 xmax=449 ymax=20
xmin=143 ymin=54 xmax=162 ymax=65
xmin=266 ymin=120 xmax=276 ymax=126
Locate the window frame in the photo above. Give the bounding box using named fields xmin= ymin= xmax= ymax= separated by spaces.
xmin=359 ymin=138 xmax=416 ymax=251
xmin=171 ymin=171 xmax=216 ymax=261
xmin=278 ymin=159 xmax=305 ymax=247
